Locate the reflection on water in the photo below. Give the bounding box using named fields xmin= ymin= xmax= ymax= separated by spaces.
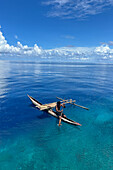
xmin=0 ymin=61 xmax=11 ymax=98
xmin=0 ymin=60 xmax=113 ymax=170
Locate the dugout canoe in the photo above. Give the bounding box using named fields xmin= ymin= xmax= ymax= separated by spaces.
xmin=28 ymin=95 xmax=81 ymax=126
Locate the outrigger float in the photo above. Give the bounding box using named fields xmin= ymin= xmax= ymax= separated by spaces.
xmin=28 ymin=95 xmax=89 ymax=126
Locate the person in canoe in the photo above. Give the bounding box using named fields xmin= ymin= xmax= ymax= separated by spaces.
xmin=55 ymin=101 xmax=66 ymax=126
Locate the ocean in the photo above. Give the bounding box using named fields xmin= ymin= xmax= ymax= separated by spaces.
xmin=0 ymin=60 xmax=113 ymax=170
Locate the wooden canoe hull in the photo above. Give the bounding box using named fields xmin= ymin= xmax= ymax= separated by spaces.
xmin=28 ymin=95 xmax=82 ymax=126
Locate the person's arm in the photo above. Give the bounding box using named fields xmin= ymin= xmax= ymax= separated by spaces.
xmin=56 ymin=105 xmax=62 ymax=113
xmin=61 ymin=103 xmax=66 ymax=108
xmin=61 ymin=103 xmax=66 ymax=117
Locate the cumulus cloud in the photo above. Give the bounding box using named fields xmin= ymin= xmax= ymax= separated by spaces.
xmin=94 ymin=44 xmax=113 ymax=60
xmin=108 ymin=41 xmax=113 ymax=46
xmin=0 ymin=31 xmax=43 ymax=56
xmin=63 ymin=35 xmax=75 ymax=39
xmin=43 ymin=0 xmax=113 ymax=19
xmin=0 ymin=31 xmax=7 ymax=45
xmin=0 ymin=30 xmax=113 ymax=62
xmin=15 ymin=35 xmax=18 ymax=39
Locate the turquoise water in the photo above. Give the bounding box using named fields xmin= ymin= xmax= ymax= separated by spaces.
xmin=0 ymin=60 xmax=113 ymax=170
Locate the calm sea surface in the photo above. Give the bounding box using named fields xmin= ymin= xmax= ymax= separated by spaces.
xmin=0 ymin=60 xmax=113 ymax=170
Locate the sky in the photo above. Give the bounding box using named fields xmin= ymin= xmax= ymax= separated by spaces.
xmin=0 ymin=0 xmax=113 ymax=62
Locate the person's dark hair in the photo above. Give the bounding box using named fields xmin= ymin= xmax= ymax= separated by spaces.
xmin=57 ymin=101 xmax=61 ymax=110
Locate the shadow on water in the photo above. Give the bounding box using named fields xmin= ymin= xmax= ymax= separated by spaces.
xmin=29 ymin=104 xmax=51 ymax=119
xmin=37 ymin=112 xmax=51 ymax=119
xmin=29 ymin=104 xmax=38 ymax=110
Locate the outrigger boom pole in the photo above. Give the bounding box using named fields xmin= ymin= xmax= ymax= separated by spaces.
xmin=56 ymin=97 xmax=89 ymax=110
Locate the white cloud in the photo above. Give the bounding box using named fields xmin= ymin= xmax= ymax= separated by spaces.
xmin=0 ymin=25 xmax=1 ymax=29
xmin=43 ymin=0 xmax=113 ymax=19
xmin=44 ymin=0 xmax=69 ymax=6
xmin=0 ymin=31 xmax=7 ymax=45
xmin=0 ymin=31 xmax=43 ymax=56
xmin=15 ymin=35 xmax=18 ymax=39
xmin=95 ymin=44 xmax=110 ymax=53
xmin=108 ymin=41 xmax=113 ymax=46
xmin=63 ymin=35 xmax=75 ymax=39
xmin=0 ymin=30 xmax=113 ymax=62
